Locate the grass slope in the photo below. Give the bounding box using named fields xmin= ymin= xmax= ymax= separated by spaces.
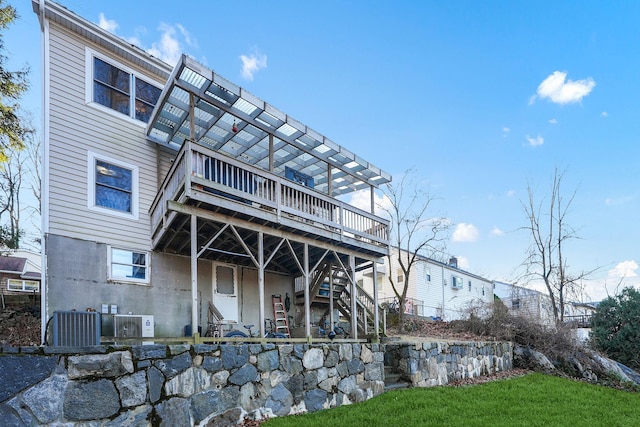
xmin=262 ymin=373 xmax=640 ymax=427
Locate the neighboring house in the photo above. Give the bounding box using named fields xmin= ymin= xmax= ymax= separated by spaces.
xmin=34 ymin=0 xmax=391 ymax=341
xmin=357 ymin=250 xmax=494 ymax=321
xmin=494 ymin=281 xmax=597 ymax=331
xmin=0 ymin=250 xmax=42 ymax=299
xmin=494 ymin=281 xmax=555 ymax=326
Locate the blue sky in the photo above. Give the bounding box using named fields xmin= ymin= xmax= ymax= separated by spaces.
xmin=8 ymin=1 xmax=640 ymax=301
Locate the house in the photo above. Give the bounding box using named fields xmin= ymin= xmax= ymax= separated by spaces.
xmin=493 ymin=281 xmax=555 ymax=325
xmin=0 ymin=250 xmax=42 ymax=307
xmin=357 ymin=250 xmax=494 ymax=321
xmin=494 ymin=281 xmax=597 ymax=332
xmin=33 ymin=0 xmax=391 ymax=342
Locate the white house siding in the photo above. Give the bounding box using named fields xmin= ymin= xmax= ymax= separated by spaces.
xmin=416 ymin=261 xmax=445 ymax=319
xmin=46 ymin=22 xmax=168 ymax=251
xmin=358 ymin=249 xmax=494 ymax=321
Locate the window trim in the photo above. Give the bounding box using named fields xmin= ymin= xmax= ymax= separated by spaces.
xmin=88 ymin=151 xmax=139 ymax=220
xmin=451 ymin=275 xmax=464 ymax=289
xmin=7 ymin=279 xmax=40 ymax=293
xmin=107 ymin=246 xmax=150 ymax=285
xmin=85 ymin=48 xmax=162 ymax=125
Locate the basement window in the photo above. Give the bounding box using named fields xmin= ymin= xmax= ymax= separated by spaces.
xmin=109 ymin=247 xmax=149 ymax=284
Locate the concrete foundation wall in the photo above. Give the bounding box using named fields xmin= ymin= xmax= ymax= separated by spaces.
xmin=45 ymin=235 xmax=295 ymax=338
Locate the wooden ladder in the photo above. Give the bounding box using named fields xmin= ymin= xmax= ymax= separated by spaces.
xmin=272 ymin=294 xmax=290 ymax=337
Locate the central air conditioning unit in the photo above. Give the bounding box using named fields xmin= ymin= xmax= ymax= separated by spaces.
xmin=113 ymin=314 xmax=154 ymax=345
xmin=52 ymin=311 xmax=101 ymax=346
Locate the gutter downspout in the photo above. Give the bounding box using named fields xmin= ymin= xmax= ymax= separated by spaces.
xmin=39 ymin=0 xmax=50 ymax=345
xmin=441 ymin=264 xmax=445 ymax=320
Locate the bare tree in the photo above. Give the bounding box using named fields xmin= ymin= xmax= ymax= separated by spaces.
xmin=0 ymin=147 xmax=23 ymax=248
xmin=521 ymin=169 xmax=593 ymax=323
xmin=379 ymin=169 xmax=449 ymax=329
xmin=0 ymin=121 xmax=39 ymax=250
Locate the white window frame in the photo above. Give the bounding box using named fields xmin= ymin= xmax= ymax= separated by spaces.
xmin=425 ymin=267 xmax=431 ymax=282
xmin=451 ymin=275 xmax=464 ymax=289
xmin=7 ymin=279 xmax=40 ymax=292
xmin=88 ymin=151 xmax=139 ymax=220
xmin=108 ymin=246 xmax=150 ymax=285
xmin=85 ymin=48 xmax=162 ymax=125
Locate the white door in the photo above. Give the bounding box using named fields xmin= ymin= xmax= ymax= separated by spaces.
xmin=213 ymin=263 xmax=238 ymax=323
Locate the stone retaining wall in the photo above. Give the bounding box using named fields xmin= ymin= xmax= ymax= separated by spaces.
xmin=0 ymin=341 xmax=514 ymax=425
xmin=385 ymin=341 xmax=513 ymax=387
xmin=0 ymin=343 xmax=385 ymax=426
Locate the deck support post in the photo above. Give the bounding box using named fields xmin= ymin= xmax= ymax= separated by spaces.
xmin=258 ymin=232 xmax=265 ymax=337
xmin=373 ymin=259 xmax=380 ymax=340
xmin=190 ymin=214 xmax=198 ymax=336
xmin=304 ymin=243 xmax=311 ymax=338
xmin=350 ymin=254 xmax=357 ymax=340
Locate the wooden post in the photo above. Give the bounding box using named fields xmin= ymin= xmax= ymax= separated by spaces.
xmin=190 ymin=214 xmax=198 ymax=336
xmin=258 ymin=232 xmax=265 ymax=337
xmin=304 ymin=243 xmax=311 ymax=338
xmin=373 ymin=259 xmax=380 ymax=341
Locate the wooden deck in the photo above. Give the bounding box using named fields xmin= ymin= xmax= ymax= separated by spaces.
xmin=150 ymin=140 xmax=390 ymax=262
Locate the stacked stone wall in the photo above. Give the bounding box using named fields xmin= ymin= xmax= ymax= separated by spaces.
xmin=0 ymin=343 xmax=385 ymax=426
xmin=385 ymin=341 xmax=513 ymax=387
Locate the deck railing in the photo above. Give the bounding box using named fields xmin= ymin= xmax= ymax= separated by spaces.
xmin=150 ymin=140 xmax=389 ymax=248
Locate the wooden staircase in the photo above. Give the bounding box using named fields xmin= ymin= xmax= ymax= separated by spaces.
xmin=294 ymin=261 xmax=385 ymax=337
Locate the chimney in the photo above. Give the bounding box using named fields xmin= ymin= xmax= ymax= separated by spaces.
xmin=449 ymin=257 xmax=458 ymax=269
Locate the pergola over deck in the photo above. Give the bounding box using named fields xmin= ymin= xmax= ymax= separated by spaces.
xmin=146 ymin=55 xmax=391 ymax=340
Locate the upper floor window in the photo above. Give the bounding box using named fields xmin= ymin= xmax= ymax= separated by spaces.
xmin=88 ymin=152 xmax=139 ymax=220
xmin=87 ymin=50 xmax=161 ymax=123
xmin=109 ymin=247 xmax=149 ymax=284
xmin=425 ymin=267 xmax=431 ymax=282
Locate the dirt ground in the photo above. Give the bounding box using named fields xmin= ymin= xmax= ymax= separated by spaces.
xmin=0 ymin=308 xmax=42 ymax=347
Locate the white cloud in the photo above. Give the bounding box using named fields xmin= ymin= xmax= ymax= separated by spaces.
xmin=348 ymin=190 xmax=391 ymax=219
xmin=549 ymin=118 xmax=558 ymax=124
xmin=601 ymin=111 xmax=608 ymax=117
xmin=605 ymin=194 xmax=636 ymax=206
xmin=608 ymin=260 xmax=638 ymax=278
xmin=126 ymin=36 xmax=142 ymax=47
xmin=502 ymin=127 xmax=510 ymax=137
xmin=98 ymin=13 xmax=118 ymax=33
xmin=507 ymin=189 xmax=516 ymax=197
xmin=456 ymin=256 xmax=470 ymax=270
xmin=452 ymin=223 xmax=479 ymax=242
xmin=526 ymin=134 xmax=544 ymax=147
xmin=147 ymin=23 xmax=185 ymax=66
xmin=240 ymin=49 xmax=268 ymax=81
xmin=490 ymin=226 xmax=505 ymax=236
xmin=176 ymin=24 xmax=197 ymax=48
xmin=534 ymin=71 xmax=595 ymax=105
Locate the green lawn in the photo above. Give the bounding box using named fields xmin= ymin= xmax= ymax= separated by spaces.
xmin=262 ymin=373 xmax=640 ymax=427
